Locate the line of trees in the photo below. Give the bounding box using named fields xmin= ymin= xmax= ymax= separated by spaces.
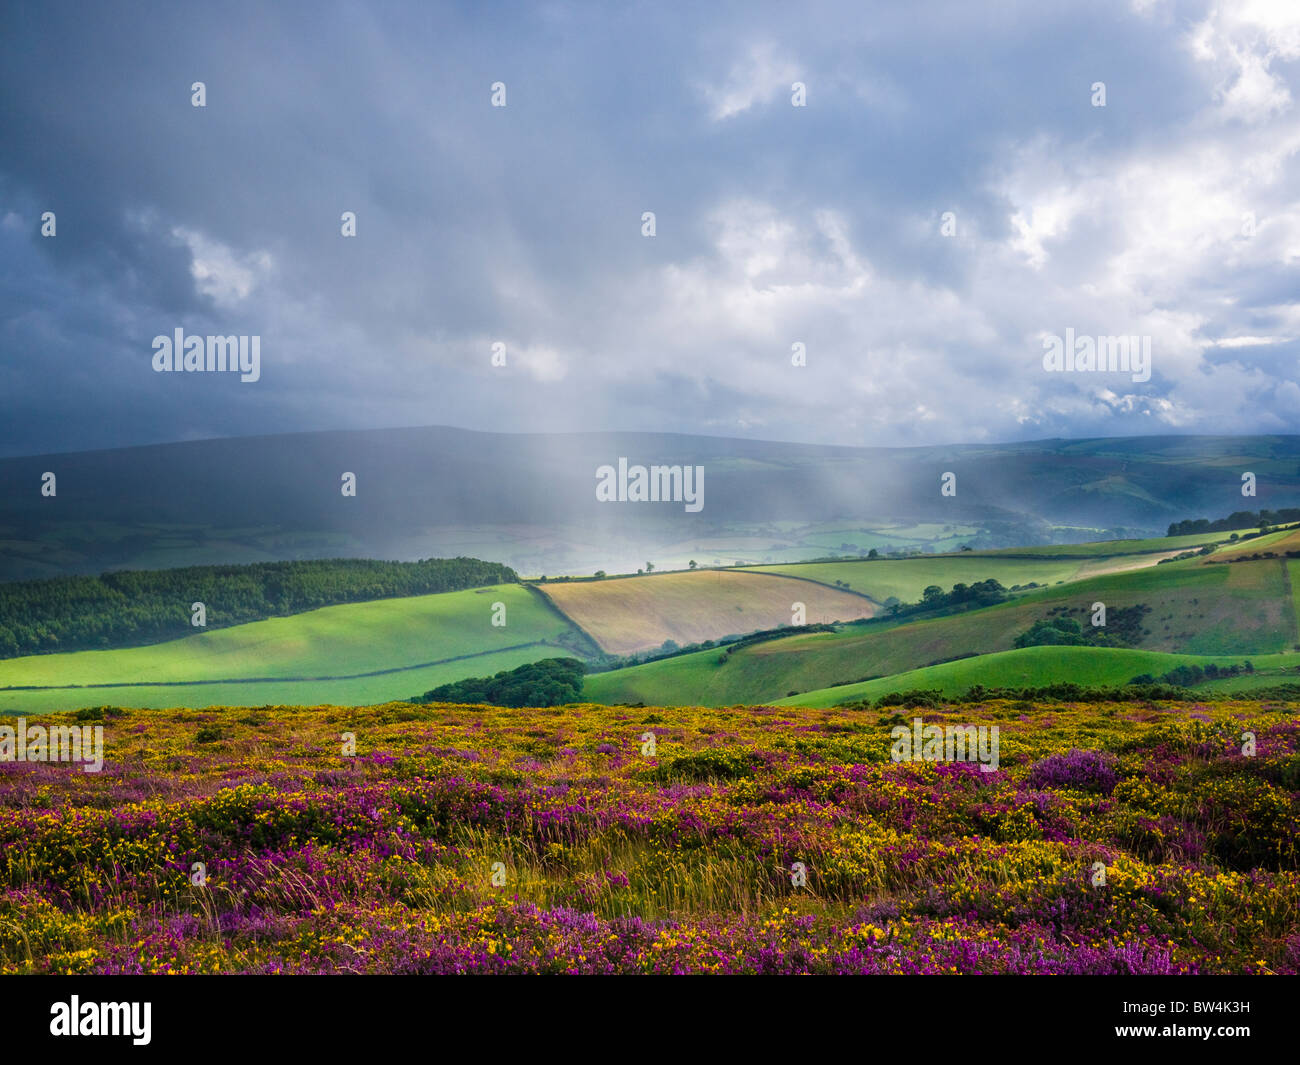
xmin=1167 ymin=509 xmax=1300 ymax=537
xmin=0 ymin=557 xmax=518 ymax=659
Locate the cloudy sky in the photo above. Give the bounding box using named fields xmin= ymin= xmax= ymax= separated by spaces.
xmin=2 ymin=0 xmax=1299 ymax=456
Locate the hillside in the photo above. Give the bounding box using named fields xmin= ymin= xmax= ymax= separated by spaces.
xmin=4 ymin=428 xmax=1300 ymax=580
xmin=750 ymin=555 xmax=1090 ymax=604
xmin=583 ymin=553 xmax=1299 ymax=706
xmin=772 ymin=645 xmax=1300 ymax=707
xmin=1207 ymin=525 xmax=1300 ymax=560
xmin=0 ymin=583 xmax=593 ymax=714
xmin=536 ymin=570 xmax=876 ymax=655
xmin=746 ymin=525 xmax=1263 ymax=601
xmin=0 ymin=556 xmax=517 ymax=658
xmin=4 ymin=518 xmax=1298 ymax=715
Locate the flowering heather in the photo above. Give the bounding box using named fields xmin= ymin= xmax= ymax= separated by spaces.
xmin=1027 ymin=749 xmax=1119 ymax=793
xmin=1 ymin=699 xmax=1297 ymax=974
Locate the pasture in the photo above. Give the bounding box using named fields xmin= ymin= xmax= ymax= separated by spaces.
xmin=0 ymin=584 xmax=585 ymax=713
xmin=584 ymin=557 xmax=1298 ymax=706
xmin=773 ymin=645 xmax=1300 ymax=707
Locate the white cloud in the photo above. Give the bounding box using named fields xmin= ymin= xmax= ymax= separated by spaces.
xmin=699 ymin=42 xmax=800 ymax=121
xmin=514 ymin=343 xmax=568 ymax=382
xmin=1186 ymin=1 xmax=1300 ymax=122
xmin=1209 ymin=335 xmax=1290 ymax=347
xmin=170 ymin=226 xmax=274 ymax=308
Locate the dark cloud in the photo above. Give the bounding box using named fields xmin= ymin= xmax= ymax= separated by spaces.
xmin=1 ymin=0 xmax=1297 ymax=457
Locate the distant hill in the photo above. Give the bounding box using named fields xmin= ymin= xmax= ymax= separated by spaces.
xmin=2 ymin=426 xmax=1298 ymax=580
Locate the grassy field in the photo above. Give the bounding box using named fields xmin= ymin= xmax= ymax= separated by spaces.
xmin=0 ymin=645 xmax=558 ymax=714
xmin=536 ymin=570 xmax=875 ymax=656
xmin=744 ymin=527 xmax=1266 ymax=603
xmin=1210 ymin=525 xmax=1300 ymax=560
xmin=1193 ymin=666 xmax=1300 ymax=693
xmin=583 ymin=556 xmax=1298 ymax=706
xmin=772 ymin=645 xmax=1300 ymax=707
xmin=0 ymin=584 xmax=586 ymax=714
xmin=648 ymin=520 xmax=986 ymax=568
xmin=1291 ymin=559 xmax=1300 ymax=648
xmin=748 ymin=556 xmax=1091 ymax=604
xmin=973 ymin=527 xmax=1261 ymax=557
xmin=6 ymin=526 xmax=1297 ymax=716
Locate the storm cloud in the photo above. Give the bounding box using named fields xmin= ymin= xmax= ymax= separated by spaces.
xmin=2 ymin=0 xmax=1298 ymax=457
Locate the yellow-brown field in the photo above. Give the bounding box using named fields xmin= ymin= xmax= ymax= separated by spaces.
xmin=537 ymin=570 xmax=876 ymax=655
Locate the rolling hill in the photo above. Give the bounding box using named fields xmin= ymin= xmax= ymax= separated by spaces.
xmin=771 ymin=645 xmax=1300 ymax=707
xmin=582 ymin=551 xmax=1300 ymax=706
xmin=0 ymin=583 xmax=593 ymax=714
xmin=4 ymin=427 xmax=1300 ymax=580
xmin=749 ymin=555 xmax=1090 ymax=604
xmin=4 ymin=514 xmax=1299 ymax=715
xmin=536 ymin=570 xmax=876 ymax=655
xmin=745 ymin=526 xmax=1264 ymax=601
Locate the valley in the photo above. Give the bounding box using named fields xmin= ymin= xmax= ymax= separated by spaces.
xmin=4 ymin=517 xmax=1297 ymax=714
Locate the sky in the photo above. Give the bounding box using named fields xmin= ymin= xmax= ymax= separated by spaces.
xmin=2 ymin=0 xmax=1299 ymax=457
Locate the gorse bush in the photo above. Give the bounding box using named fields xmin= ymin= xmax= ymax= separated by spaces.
xmin=414 ymin=657 xmax=585 ymax=708
xmin=0 ymin=698 xmax=1296 ymax=974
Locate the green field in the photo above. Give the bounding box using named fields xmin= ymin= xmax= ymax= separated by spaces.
xmin=0 ymin=645 xmax=556 ymax=714
xmin=745 ymin=527 xmax=1268 ymax=603
xmin=583 ymin=556 xmax=1297 ymax=706
xmin=1211 ymin=525 xmax=1300 ymax=560
xmin=771 ymin=645 xmax=1300 ymax=707
xmin=1193 ymin=668 xmax=1300 ymax=693
xmin=748 ymin=556 xmax=1092 ymax=604
xmin=971 ymin=527 xmax=1263 ymax=558
xmin=6 ymin=523 xmax=1298 ymax=716
xmin=790 ymin=521 xmax=980 ymax=553
xmin=1291 ymin=559 xmax=1300 ymax=649
xmin=0 ymin=583 xmax=587 ymax=714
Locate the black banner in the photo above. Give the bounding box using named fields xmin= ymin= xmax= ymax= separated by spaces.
xmin=2 ymin=975 xmax=1290 ymax=1055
